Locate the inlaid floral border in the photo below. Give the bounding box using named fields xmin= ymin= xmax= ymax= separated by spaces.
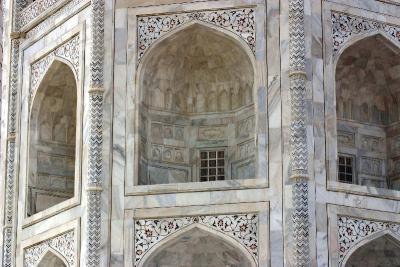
xmin=137 ymin=8 xmax=255 ymax=61
xmin=24 ymin=230 xmax=75 ymax=267
xmin=331 ymin=12 xmax=400 ymax=55
xmin=30 ymin=34 xmax=80 ymax=105
xmin=337 ymin=215 xmax=400 ymax=266
xmin=134 ymin=213 xmax=258 ymax=266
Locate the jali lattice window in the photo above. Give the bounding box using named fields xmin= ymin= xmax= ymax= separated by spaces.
xmin=200 ymin=150 xmax=225 ymax=182
xmin=338 ymin=154 xmax=354 ymax=184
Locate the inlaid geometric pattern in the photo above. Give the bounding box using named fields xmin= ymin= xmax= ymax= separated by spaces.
xmin=137 ymin=8 xmax=255 ymax=60
xmin=134 ymin=214 xmax=259 ymax=266
xmin=337 ymin=216 xmax=400 ymax=266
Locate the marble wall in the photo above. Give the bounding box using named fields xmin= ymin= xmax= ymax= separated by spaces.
xmin=2 ymin=0 xmax=400 ymax=266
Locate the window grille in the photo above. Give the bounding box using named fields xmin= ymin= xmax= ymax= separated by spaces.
xmin=200 ymin=150 xmax=225 ymax=182
xmin=338 ymin=154 xmax=354 ymax=184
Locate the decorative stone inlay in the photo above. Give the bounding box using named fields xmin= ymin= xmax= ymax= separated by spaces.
xmin=137 ymin=8 xmax=255 ymax=60
xmin=30 ymin=35 xmax=79 ymax=104
xmin=331 ymin=12 xmax=400 ymax=54
xmin=289 ymin=0 xmax=310 ymax=266
xmin=134 ymin=214 xmax=258 ymax=266
xmin=19 ymin=0 xmax=66 ymax=29
xmin=24 ymin=230 xmax=75 ymax=267
xmin=338 ymin=216 xmax=400 ymax=266
xmin=26 ymin=0 xmax=86 ymax=38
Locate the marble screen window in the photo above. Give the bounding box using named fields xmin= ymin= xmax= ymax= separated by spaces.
xmin=199 ymin=150 xmax=226 ymax=182
xmin=338 ymin=154 xmax=355 ymax=184
xmin=335 ymin=34 xmax=400 ymax=190
xmin=27 ymin=60 xmax=77 ymax=216
xmin=137 ymin=23 xmax=256 ymax=185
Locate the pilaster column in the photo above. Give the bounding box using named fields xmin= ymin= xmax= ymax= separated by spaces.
xmin=288 ymin=0 xmax=310 ymax=266
xmin=1 ymin=0 xmax=25 ymax=264
xmin=85 ymin=0 xmax=104 ymax=264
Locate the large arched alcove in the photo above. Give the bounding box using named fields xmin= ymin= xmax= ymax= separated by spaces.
xmin=335 ymin=34 xmax=400 ymax=189
xmin=138 ymin=23 xmax=256 ymax=185
xmin=142 ymin=227 xmax=255 ymax=267
xmin=27 ymin=60 xmax=77 ymax=216
xmin=344 ymin=234 xmax=400 ymax=267
xmin=37 ymin=250 xmax=68 ymax=267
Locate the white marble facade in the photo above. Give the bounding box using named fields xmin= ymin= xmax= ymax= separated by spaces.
xmin=1 ymin=0 xmax=400 ymax=266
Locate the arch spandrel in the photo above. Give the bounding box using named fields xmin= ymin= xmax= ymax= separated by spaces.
xmin=140 ymin=224 xmax=257 ymax=267
xmin=342 ymin=231 xmax=400 ymax=267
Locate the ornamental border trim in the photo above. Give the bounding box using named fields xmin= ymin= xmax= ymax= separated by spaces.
xmin=30 ymin=34 xmax=80 ymax=106
xmin=134 ymin=213 xmax=259 ymax=266
xmin=331 ymin=11 xmax=400 ymax=55
xmin=137 ymin=7 xmax=256 ymax=61
xmin=337 ymin=215 xmax=400 ymax=267
xmin=23 ymin=230 xmax=76 ymax=267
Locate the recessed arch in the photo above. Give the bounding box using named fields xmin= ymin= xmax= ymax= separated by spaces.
xmin=135 ymin=21 xmax=258 ymax=185
xmin=27 ymin=59 xmax=78 ymax=216
xmin=334 ymin=31 xmax=400 ymax=66
xmin=334 ymin=33 xmax=400 ymax=189
xmin=31 ymin=56 xmax=78 ymax=106
xmin=342 ymin=230 xmax=400 ymax=267
xmin=137 ymin=20 xmax=256 ymax=71
xmin=35 ymin=248 xmax=69 ymax=267
xmin=139 ymin=224 xmax=257 ymax=267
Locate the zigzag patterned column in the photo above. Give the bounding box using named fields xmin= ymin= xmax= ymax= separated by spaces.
xmin=2 ymin=37 xmax=19 ymax=267
xmin=85 ymin=0 xmax=104 ymax=264
xmin=288 ymin=0 xmax=310 ymax=266
xmin=1 ymin=0 xmax=25 ymax=263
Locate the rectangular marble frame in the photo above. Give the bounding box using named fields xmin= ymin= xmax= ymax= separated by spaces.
xmin=124 ymin=201 xmax=269 ymax=267
xmin=19 ymin=0 xmax=71 ymax=33
xmin=18 ymin=23 xmax=86 ymax=227
xmin=322 ymin=1 xmax=400 ymax=200
xmin=122 ymin=0 xmax=269 ymax=195
xmin=327 ymin=204 xmax=400 ymax=267
xmin=18 ymin=218 xmax=80 ymax=267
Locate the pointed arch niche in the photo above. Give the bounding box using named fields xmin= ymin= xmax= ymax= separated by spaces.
xmin=135 ymin=22 xmax=260 ymax=185
xmin=140 ymin=225 xmax=257 ymax=267
xmin=36 ymin=249 xmax=68 ymax=267
xmin=333 ymin=34 xmax=400 ymax=190
xmin=27 ymin=59 xmax=78 ymax=216
xmin=343 ymin=233 xmax=400 ymax=267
